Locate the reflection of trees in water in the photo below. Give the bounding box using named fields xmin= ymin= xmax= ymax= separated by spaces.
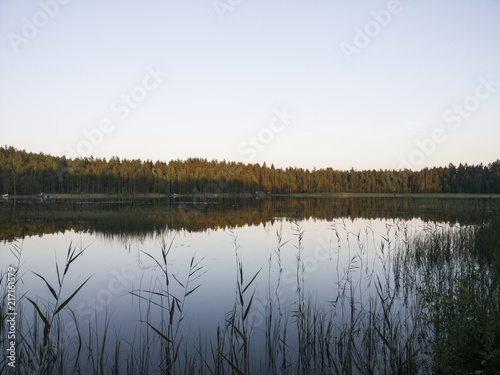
xmin=1 ymin=197 xmax=499 ymax=242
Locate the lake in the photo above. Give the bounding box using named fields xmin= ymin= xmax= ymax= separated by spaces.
xmin=1 ymin=196 xmax=499 ymax=374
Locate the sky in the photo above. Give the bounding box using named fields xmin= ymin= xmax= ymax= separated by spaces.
xmin=0 ymin=0 xmax=499 ymax=171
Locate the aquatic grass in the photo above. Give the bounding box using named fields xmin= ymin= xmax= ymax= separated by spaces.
xmin=2 ymin=215 xmax=500 ymax=374
xmin=131 ymin=234 xmax=206 ymax=374
xmin=214 ymin=229 xmax=262 ymax=375
xmin=263 ymin=226 xmax=288 ymax=374
xmin=0 ymin=225 xmax=438 ymax=374
xmin=0 ymin=241 xmax=92 ymax=374
xmin=81 ymin=309 xmax=122 ymax=375
xmin=393 ymin=219 xmax=500 ymax=374
xmin=24 ymin=242 xmax=91 ymax=374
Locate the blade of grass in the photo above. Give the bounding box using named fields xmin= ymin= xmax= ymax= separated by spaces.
xmin=185 ymin=284 xmax=201 ymax=297
xmin=54 ymin=276 xmax=91 ymax=315
xmin=242 ymin=268 xmax=261 ymax=294
xmin=33 ymin=272 xmax=58 ymax=300
xmin=169 ymin=297 xmax=175 ymax=325
xmin=145 ymin=322 xmax=173 ymax=343
xmin=27 ymin=297 xmax=51 ymax=346
xmin=218 ymin=351 xmax=244 ymax=375
xmin=243 ymin=293 xmax=255 ymax=322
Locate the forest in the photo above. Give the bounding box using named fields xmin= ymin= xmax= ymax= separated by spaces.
xmin=1 ymin=146 xmax=499 ymax=195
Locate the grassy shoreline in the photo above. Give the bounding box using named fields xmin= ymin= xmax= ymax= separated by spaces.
xmin=3 ymin=192 xmax=500 ymax=200
xmin=272 ymin=192 xmax=500 ymax=199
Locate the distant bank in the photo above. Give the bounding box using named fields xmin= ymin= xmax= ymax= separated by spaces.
xmin=1 ymin=146 xmax=499 ymax=196
xmin=3 ymin=192 xmax=500 ymax=200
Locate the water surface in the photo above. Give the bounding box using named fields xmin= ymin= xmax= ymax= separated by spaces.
xmin=1 ymin=196 xmax=498 ymax=372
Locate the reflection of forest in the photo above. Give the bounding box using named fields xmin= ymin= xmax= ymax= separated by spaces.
xmin=1 ymin=197 xmax=499 ymax=242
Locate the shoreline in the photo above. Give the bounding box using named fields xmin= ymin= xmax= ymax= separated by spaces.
xmin=2 ymin=192 xmax=500 ymax=200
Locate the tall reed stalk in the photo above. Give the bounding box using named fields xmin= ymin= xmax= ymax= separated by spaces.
xmin=131 ymin=234 xmax=205 ymax=374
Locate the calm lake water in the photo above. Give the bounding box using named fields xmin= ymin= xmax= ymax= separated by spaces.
xmin=1 ymin=196 xmax=499 ymax=373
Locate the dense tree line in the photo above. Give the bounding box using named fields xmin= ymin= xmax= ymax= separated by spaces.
xmin=0 ymin=146 xmax=499 ymax=195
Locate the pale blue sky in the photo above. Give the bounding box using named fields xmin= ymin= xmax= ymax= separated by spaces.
xmin=0 ymin=0 xmax=499 ymax=170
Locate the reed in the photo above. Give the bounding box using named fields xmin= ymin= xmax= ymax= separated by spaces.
xmin=1 ymin=217 xmax=499 ymax=374
xmin=130 ymin=234 xmax=206 ymax=374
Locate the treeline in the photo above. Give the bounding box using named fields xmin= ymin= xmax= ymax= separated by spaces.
xmin=1 ymin=146 xmax=499 ymax=195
